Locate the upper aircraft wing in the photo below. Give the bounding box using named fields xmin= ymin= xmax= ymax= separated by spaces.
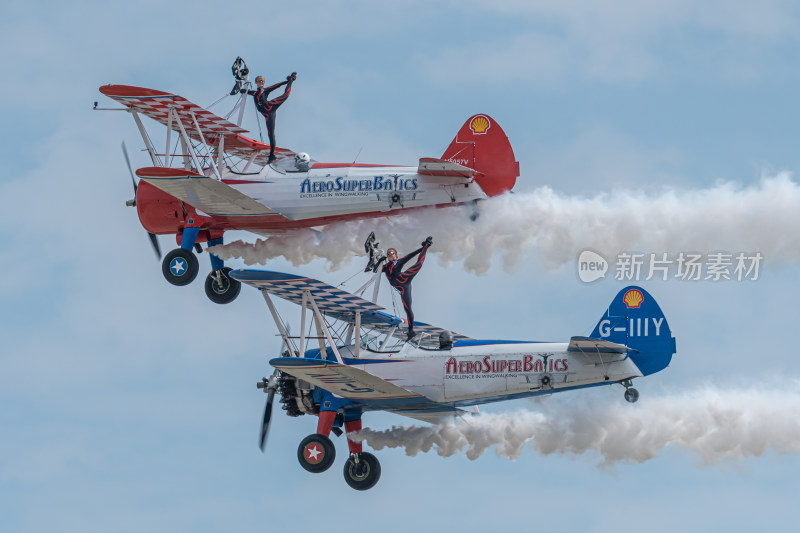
xmin=99 ymin=84 xmax=295 ymax=165
xmin=135 ymin=167 xmax=279 ymax=217
xmin=231 ymin=270 xmax=404 ymax=329
xmin=230 ymin=270 xmax=472 ymax=344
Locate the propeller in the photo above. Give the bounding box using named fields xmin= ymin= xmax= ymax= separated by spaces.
xmin=121 ymin=142 xmax=162 ymax=259
xmin=258 ymin=371 xmax=279 ymax=451
xmin=257 ymin=326 xmax=293 ymax=451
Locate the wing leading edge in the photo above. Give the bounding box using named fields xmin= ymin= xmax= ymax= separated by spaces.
xmin=270 ymin=357 xmax=467 ymax=422
xmin=135 ymin=167 xmax=279 ymax=217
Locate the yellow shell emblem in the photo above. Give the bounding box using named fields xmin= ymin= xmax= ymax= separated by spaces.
xmin=469 ymin=115 xmax=490 ymax=135
xmin=623 ymin=289 xmax=644 ymax=308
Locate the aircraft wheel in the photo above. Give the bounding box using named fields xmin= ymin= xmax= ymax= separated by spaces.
xmin=204 ymin=267 xmax=241 ymax=304
xmin=298 ymin=434 xmax=336 ymax=473
xmin=343 ymin=452 xmax=381 ymax=491
xmin=624 ymin=387 xmax=640 ymax=403
xmin=162 ymin=248 xmax=199 ymax=286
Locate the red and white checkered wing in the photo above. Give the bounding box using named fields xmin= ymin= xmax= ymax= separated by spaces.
xmin=99 ymin=84 xmax=295 ymax=163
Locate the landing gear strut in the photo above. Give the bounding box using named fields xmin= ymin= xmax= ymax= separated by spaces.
xmin=621 ymin=379 xmax=639 ymax=403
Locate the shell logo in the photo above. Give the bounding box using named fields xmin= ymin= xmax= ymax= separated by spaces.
xmin=623 ymin=289 xmax=644 ymax=308
xmin=469 ymin=115 xmax=491 ymax=135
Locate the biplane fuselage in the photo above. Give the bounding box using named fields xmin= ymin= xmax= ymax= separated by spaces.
xmin=134 ymin=160 xmax=490 ymax=237
xmin=285 ymin=339 xmax=645 ymax=411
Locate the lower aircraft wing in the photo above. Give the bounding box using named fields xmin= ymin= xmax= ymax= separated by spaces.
xmin=136 ymin=167 xmax=279 ymax=217
xmin=270 ymin=357 xmax=424 ymax=400
xmin=271 ymin=357 xmax=467 ymax=422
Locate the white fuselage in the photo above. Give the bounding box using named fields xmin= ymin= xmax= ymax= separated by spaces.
xmin=222 ymin=163 xmax=486 ymax=222
xmin=335 ymin=342 xmax=643 ymax=405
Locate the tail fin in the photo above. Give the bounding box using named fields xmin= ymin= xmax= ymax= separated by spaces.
xmin=589 ymin=287 xmax=677 ymax=376
xmin=441 ymin=114 xmax=519 ymax=196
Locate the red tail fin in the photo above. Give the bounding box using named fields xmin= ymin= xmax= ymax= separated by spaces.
xmin=441 ymin=114 xmax=519 ymax=196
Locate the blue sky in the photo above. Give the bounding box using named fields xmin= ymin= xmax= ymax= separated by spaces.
xmin=2 ymin=1 xmax=800 ymax=531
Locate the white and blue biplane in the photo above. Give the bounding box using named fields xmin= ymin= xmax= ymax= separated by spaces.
xmin=233 ymin=269 xmax=676 ymax=490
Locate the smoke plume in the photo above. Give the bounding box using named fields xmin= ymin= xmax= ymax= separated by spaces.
xmin=208 ymin=173 xmax=800 ymax=274
xmin=355 ymin=385 xmax=800 ymax=467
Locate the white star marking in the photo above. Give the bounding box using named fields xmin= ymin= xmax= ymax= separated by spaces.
xmin=171 ymin=259 xmax=186 ymax=275
xmin=306 ymin=444 xmax=322 ymax=461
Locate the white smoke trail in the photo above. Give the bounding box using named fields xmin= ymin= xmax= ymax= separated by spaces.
xmin=208 ymin=173 xmax=800 ymax=274
xmin=354 ymin=385 xmax=800 ymax=467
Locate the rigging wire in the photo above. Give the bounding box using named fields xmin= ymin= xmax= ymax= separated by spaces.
xmin=338 ymin=266 xmax=365 ymax=288
xmin=206 ymin=93 xmax=230 ymax=111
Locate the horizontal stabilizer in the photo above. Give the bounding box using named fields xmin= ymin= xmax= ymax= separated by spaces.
xmin=568 ymin=336 xmax=633 ymax=354
xmin=270 ymin=357 xmax=424 ymax=400
xmin=136 ymin=167 xmax=278 ymax=217
xmin=417 ymin=157 xmax=478 ymax=179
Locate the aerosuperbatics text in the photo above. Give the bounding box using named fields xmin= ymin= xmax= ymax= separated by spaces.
xmin=444 ymin=355 xmax=568 ymax=380
xmin=300 ymin=176 xmax=418 ymax=198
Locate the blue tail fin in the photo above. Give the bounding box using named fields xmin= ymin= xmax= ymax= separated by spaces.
xmin=589 ymin=287 xmax=677 ymax=376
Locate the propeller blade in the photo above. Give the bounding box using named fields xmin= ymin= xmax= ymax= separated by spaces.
xmin=148 ymin=232 xmax=162 ymax=259
xmin=121 ymin=141 xmax=137 ymax=194
xmin=122 ymin=141 xmax=161 ymax=261
xmin=259 ymin=388 xmax=275 ymax=452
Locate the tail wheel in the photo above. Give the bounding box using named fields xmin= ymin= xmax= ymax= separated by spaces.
xmin=297 ymin=434 xmax=336 ymax=473
xmin=204 ymin=267 xmax=241 ymax=304
xmin=343 ymin=452 xmax=381 ymax=491
xmin=624 ymin=387 xmax=640 ymax=403
xmin=162 ymin=249 xmax=199 ymax=286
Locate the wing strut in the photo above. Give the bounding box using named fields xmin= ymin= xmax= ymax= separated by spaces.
xmin=189 ymin=110 xmax=221 ymax=180
xmin=299 ymin=290 xmax=308 ymax=356
xmin=131 ymin=111 xmax=162 ymax=166
xmin=172 ymin=108 xmax=203 ymax=172
xmin=262 ymin=291 xmax=296 ymax=356
xmin=354 ymin=271 xmax=382 ymax=304
xmin=306 ymin=292 xmax=345 ymax=364
xmin=354 ymin=311 xmax=361 ymax=359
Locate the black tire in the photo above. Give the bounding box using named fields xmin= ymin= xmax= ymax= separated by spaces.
xmin=343 ymin=452 xmax=381 ymax=491
xmin=204 ymin=267 xmax=241 ymax=304
xmin=297 ymin=434 xmax=336 ymax=473
xmin=624 ymin=387 xmax=640 ymax=403
xmin=162 ymin=248 xmax=199 ymax=286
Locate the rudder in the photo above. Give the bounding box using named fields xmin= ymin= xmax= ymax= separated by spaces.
xmin=589 ymin=287 xmax=677 ymax=376
xmin=441 ymin=114 xmax=519 ymax=196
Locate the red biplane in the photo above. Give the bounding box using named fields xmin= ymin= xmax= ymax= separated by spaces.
xmin=95 ymin=59 xmax=519 ymax=303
